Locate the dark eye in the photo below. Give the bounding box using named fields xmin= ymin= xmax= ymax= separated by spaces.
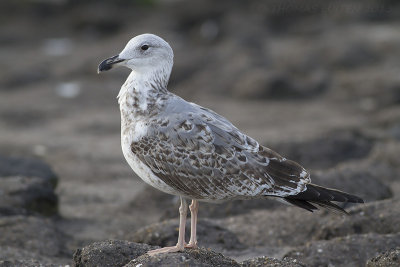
xmin=141 ymin=44 xmax=149 ymax=51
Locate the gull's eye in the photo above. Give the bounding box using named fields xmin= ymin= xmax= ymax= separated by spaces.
xmin=141 ymin=44 xmax=149 ymax=51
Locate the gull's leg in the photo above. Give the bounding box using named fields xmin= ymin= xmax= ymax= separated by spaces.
xmin=147 ymin=197 xmax=188 ymax=256
xmin=185 ymin=199 xmax=199 ymax=248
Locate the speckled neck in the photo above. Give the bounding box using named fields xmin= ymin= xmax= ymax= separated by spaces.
xmin=118 ymin=69 xmax=170 ymax=126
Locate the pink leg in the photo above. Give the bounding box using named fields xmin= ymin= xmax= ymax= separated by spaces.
xmin=147 ymin=197 xmax=188 ymax=256
xmin=185 ymin=199 xmax=199 ymax=248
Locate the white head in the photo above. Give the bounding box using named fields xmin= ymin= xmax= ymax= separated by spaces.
xmin=98 ymin=34 xmax=174 ymax=87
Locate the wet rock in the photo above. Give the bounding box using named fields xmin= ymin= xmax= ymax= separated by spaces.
xmin=0 ymin=215 xmax=67 ymax=260
xmin=366 ymin=247 xmax=400 ymax=267
xmin=73 ymin=240 xmax=156 ymax=267
xmin=285 ymin=233 xmax=400 ymax=267
xmin=240 ymin=256 xmax=306 ymax=267
xmin=271 ymin=130 xmax=373 ymax=169
xmin=127 ymin=248 xmax=240 ymax=267
xmin=131 ymin=219 xmax=245 ymax=252
xmin=314 ymin=199 xmax=400 ymax=241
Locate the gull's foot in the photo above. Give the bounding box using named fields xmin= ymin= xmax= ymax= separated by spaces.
xmin=147 ymin=245 xmax=184 ymax=256
xmin=185 ymin=241 xmax=198 ymax=249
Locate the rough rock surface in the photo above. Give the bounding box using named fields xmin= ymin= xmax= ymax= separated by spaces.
xmin=127 ymin=248 xmax=240 ymax=267
xmin=0 ymin=175 xmax=58 ymax=216
xmin=0 ymin=216 xmax=63 ymax=257
xmin=314 ymin=199 xmax=400 ymax=240
xmin=270 ymin=130 xmax=373 ymax=170
xmin=73 ymin=240 xmax=156 ymax=267
xmin=240 ymin=256 xmax=306 ymax=267
xmin=0 ymin=155 xmax=58 ymax=216
xmin=131 ymin=219 xmax=245 ymax=252
xmin=285 ymin=233 xmax=400 ymax=267
xmin=366 ymin=247 xmax=400 ymax=267
xmin=311 ymin=166 xmax=393 ymax=203
xmin=0 ymin=154 xmax=58 ymax=183
xmin=0 ymin=215 xmax=69 ymax=265
xmin=0 ymin=259 xmax=58 ymax=267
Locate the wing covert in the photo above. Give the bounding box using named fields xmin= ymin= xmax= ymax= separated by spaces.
xmin=130 ymin=106 xmax=310 ymax=200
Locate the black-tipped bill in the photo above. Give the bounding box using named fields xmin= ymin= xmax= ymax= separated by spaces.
xmin=97 ymin=55 xmax=125 ymax=73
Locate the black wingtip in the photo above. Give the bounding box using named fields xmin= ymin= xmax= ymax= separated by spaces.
xmin=285 ymin=184 xmax=364 ymax=214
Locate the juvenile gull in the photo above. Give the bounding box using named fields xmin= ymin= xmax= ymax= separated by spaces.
xmin=98 ymin=34 xmax=364 ymax=255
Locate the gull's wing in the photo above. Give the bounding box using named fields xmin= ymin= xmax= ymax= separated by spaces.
xmin=131 ymin=102 xmax=310 ymax=201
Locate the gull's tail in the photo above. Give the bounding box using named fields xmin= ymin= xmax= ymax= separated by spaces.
xmin=284 ymin=184 xmax=364 ymax=214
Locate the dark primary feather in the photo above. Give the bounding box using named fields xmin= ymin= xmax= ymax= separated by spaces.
xmin=284 ymin=184 xmax=364 ymax=214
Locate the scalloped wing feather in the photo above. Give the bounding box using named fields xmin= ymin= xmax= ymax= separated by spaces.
xmin=130 ymin=103 xmax=310 ymax=201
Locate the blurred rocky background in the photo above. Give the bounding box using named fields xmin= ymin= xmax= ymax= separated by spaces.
xmin=1 ymin=0 xmax=400 ymax=266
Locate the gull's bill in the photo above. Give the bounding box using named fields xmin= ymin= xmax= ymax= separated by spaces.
xmin=97 ymin=55 xmax=125 ymax=73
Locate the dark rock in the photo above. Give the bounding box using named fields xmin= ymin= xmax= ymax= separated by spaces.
xmin=314 ymin=199 xmax=400 ymax=241
xmin=0 ymin=215 xmax=67 ymax=259
xmin=271 ymin=130 xmax=374 ymax=169
xmin=131 ymin=219 xmax=245 ymax=252
xmin=221 ymin=198 xmax=396 ymax=251
xmin=311 ymin=166 xmax=393 ymax=203
xmin=366 ymin=247 xmax=400 ymax=267
xmin=0 ymin=109 xmax=51 ymax=128
xmin=73 ymin=240 xmax=156 ymax=267
xmin=0 ymin=155 xmax=57 ymax=185
xmin=220 ymin=198 xmax=375 ymax=249
xmin=221 ymin=207 xmax=322 ymax=248
xmin=129 ymin=185 xmax=178 ymax=221
xmin=369 ymin=143 xmax=400 ymax=182
xmin=232 ymin=69 xmax=329 ymax=100
xmin=240 ymin=256 xmax=306 ymax=267
xmin=1 ymin=68 xmax=48 ymax=90
xmin=0 ymin=259 xmax=57 ymax=267
xmin=0 ymin=245 xmax=68 ymax=267
xmin=332 ymin=43 xmax=380 ymax=69
xmin=0 ymin=155 xmax=58 ymax=216
xmin=126 ymin=248 xmax=240 ymax=267
xmin=285 ymin=233 xmax=400 ymax=267
xmin=0 ymin=175 xmax=58 ymax=216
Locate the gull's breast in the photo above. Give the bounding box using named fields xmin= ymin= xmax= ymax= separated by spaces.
xmin=121 ymin=122 xmax=177 ymax=195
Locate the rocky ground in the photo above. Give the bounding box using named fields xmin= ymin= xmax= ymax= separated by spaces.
xmin=1 ymin=0 xmax=400 ymax=266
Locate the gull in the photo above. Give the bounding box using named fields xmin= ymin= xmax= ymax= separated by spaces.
xmin=98 ymin=33 xmax=364 ymax=256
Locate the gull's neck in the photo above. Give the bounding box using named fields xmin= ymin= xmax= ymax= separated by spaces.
xmin=118 ymin=67 xmax=170 ymax=123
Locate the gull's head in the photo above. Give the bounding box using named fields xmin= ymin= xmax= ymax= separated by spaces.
xmin=98 ymin=34 xmax=174 ymax=77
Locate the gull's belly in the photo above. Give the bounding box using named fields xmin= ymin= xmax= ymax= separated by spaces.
xmin=121 ymin=128 xmax=177 ymax=195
